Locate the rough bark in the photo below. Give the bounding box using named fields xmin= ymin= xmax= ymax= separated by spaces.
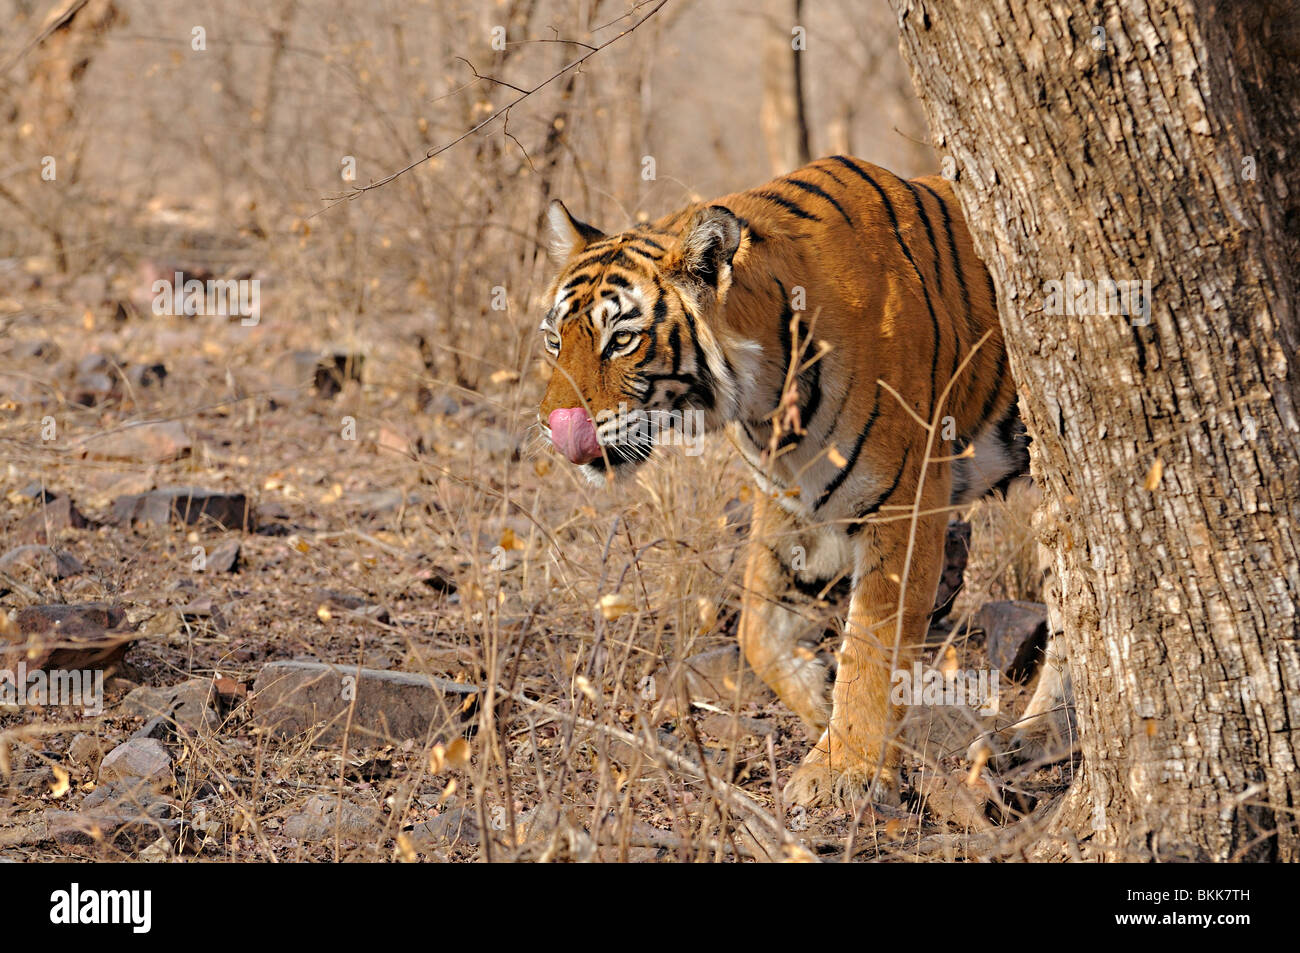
xmin=892 ymin=0 xmax=1300 ymax=860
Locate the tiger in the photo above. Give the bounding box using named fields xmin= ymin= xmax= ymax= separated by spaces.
xmin=537 ymin=156 xmax=1031 ymax=807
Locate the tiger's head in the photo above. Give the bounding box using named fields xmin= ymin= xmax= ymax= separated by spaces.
xmin=538 ymin=199 xmax=755 ymax=483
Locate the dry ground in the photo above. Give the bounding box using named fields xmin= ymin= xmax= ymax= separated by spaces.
xmin=0 ymin=235 xmax=1074 ymax=862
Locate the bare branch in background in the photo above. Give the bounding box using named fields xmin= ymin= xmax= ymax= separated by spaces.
xmin=313 ymin=0 xmax=670 ymax=217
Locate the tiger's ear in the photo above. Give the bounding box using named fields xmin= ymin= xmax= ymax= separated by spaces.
xmin=669 ymin=205 xmax=742 ymax=290
xmin=546 ymin=200 xmax=604 ymax=263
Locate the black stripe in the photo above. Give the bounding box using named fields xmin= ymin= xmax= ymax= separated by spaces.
xmin=753 ymin=190 xmax=821 ymax=222
xmin=905 ymin=181 xmax=962 ymax=392
xmin=784 ymin=177 xmax=854 ymax=227
xmin=562 ymin=272 xmax=594 ymax=291
xmin=814 ymin=163 xmax=847 ymax=188
xmin=788 ymin=361 xmax=822 ymax=448
xmin=974 ymin=345 xmax=1007 ymax=433
xmin=771 ymin=278 xmax=824 ymax=448
xmin=903 ymin=183 xmax=943 ymax=298
xmin=814 ymin=385 xmax=882 ymax=511
xmin=735 ymin=216 xmax=766 ymax=245
xmin=916 ymin=180 xmax=983 ymax=390
xmin=604 ymin=273 xmax=632 ymax=288
xmin=678 ymin=309 xmax=717 ymax=411
xmin=577 ymin=246 xmax=636 ymax=270
xmin=623 ymin=243 xmax=664 ymax=261
xmin=846 ymin=449 xmax=911 ymax=537
xmin=831 ymin=156 xmax=941 ymax=418
xmin=915 ymin=181 xmax=971 ymax=320
xmin=633 ymin=295 xmax=667 ymax=367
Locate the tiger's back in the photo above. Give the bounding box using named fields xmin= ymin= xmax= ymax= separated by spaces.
xmin=698 ymin=157 xmax=1023 ymax=519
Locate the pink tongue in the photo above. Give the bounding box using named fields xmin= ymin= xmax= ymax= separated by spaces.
xmin=549 ymin=408 xmax=602 ymax=465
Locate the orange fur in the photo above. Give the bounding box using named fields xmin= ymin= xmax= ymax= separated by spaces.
xmin=538 ymin=157 xmax=1024 ymax=807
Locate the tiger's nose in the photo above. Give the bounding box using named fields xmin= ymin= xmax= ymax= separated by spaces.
xmin=548 ymin=407 xmax=601 ymax=465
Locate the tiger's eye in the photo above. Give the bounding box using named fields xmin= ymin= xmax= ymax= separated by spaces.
xmin=613 ymin=330 xmax=636 ymax=349
xmin=545 ymin=332 xmax=561 ymax=352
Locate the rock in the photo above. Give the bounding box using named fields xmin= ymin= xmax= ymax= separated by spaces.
xmin=121 ymin=679 xmax=220 ymax=734
xmin=48 ymin=810 xmax=179 ymax=852
xmin=376 ymin=427 xmax=415 ymax=457
xmin=98 ymin=739 xmax=172 ymax=786
xmin=49 ymin=782 xmax=178 ymax=851
xmin=411 ymin=807 xmax=480 ymax=847
xmin=651 ymin=645 xmax=773 ymax=719
xmin=137 ymin=836 xmax=172 ymax=862
xmin=511 ymin=803 xmax=596 ymax=859
xmin=10 ymin=765 xmax=56 ymax=795
xmin=4 ymin=602 xmax=136 ymax=672
xmin=0 ymin=545 xmax=84 ymax=580
xmin=917 ymin=770 xmax=994 ymax=830
xmin=282 ymin=794 xmax=377 ymax=842
xmin=275 ymin=350 xmax=364 ymax=399
xmin=975 ymin=601 xmax=1049 ymax=680
xmin=312 ymin=353 xmax=365 ymax=398
xmin=85 ymin=420 xmax=191 ymax=462
xmin=15 ymin=482 xmax=56 ymax=503
xmin=601 ymin=727 xmax=727 ymax=772
xmin=80 ymin=469 xmax=157 ymax=510
xmin=204 ymin=538 xmax=240 ymax=573
xmin=15 ymin=496 xmax=92 ymax=543
xmin=177 ymin=598 xmax=228 ymax=632
xmin=112 ymin=487 xmax=254 ymax=531
xmin=310 ymin=588 xmax=389 ymax=625
xmin=350 ymin=489 xmax=419 ymax=520
xmin=252 ymin=660 xmax=478 ymax=745
xmin=130 ymin=716 xmax=170 ymax=741
xmin=69 ymin=354 xmax=121 ymax=407
xmin=68 ymin=734 xmax=106 ymax=771
xmin=76 ymin=352 xmax=112 ymax=376
xmin=15 ymin=602 xmax=123 ymax=632
xmin=213 ymin=676 xmax=247 ymax=704
xmin=697 ymin=712 xmax=774 ymax=745
xmin=417 ymin=566 xmax=457 ymax=595
xmin=124 ymin=362 xmax=167 ymax=389
xmin=274 ymin=350 xmax=321 ymax=396
xmin=138 ymin=610 xmax=182 ymax=638
xmin=9 ymin=340 xmax=61 ymax=364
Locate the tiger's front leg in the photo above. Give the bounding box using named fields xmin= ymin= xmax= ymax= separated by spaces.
xmin=737 ymin=491 xmax=842 ymax=733
xmin=783 ymin=471 xmax=950 ymax=809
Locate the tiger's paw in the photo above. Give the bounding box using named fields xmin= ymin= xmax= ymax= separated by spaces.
xmin=783 ymin=753 xmax=900 ymax=809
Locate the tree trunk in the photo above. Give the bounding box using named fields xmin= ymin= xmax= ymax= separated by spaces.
xmin=892 ymin=0 xmax=1300 ymax=861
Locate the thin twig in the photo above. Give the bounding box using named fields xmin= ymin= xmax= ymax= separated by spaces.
xmin=310 ymin=0 xmax=670 ymax=217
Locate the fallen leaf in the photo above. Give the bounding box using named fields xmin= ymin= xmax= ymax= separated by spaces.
xmin=49 ymin=765 xmax=70 ymax=798
xmin=598 ymin=593 xmax=634 ymax=620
